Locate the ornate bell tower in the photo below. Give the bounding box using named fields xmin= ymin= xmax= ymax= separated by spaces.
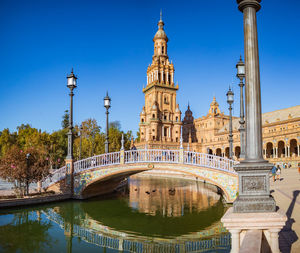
xmin=139 ymin=12 xmax=181 ymax=148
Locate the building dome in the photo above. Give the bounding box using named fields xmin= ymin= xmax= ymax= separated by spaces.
xmin=184 ymin=104 xmax=194 ymax=122
xmin=153 ymin=13 xmax=168 ymax=42
xmin=154 ymin=25 xmax=168 ymax=41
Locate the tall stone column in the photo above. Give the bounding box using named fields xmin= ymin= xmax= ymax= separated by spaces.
xmin=233 ymin=0 xmax=276 ymax=212
xmin=285 ymin=146 xmax=287 ymax=157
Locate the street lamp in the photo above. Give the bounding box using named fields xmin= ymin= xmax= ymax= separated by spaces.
xmin=104 ymin=92 xmax=111 ymax=153
xmin=226 ymin=87 xmax=234 ymax=159
xmin=236 ymin=56 xmax=246 ymax=159
xmin=66 ymin=69 xmax=77 ymax=160
xmin=79 ymin=124 xmax=83 ymax=160
xmin=25 ymin=153 xmax=31 ymax=196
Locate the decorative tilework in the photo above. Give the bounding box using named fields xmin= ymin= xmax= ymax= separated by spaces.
xmin=73 ymin=164 xmax=238 ymax=202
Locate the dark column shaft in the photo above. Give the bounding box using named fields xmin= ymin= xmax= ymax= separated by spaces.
xmin=243 ymin=6 xmax=264 ymax=162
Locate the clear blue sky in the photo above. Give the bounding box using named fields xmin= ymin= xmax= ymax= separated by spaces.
xmin=0 ymin=0 xmax=299 ymax=136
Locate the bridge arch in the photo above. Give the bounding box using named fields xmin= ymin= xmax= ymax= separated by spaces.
xmin=43 ymin=149 xmax=238 ymax=203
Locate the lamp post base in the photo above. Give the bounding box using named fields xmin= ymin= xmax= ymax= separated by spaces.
xmin=234 ymin=195 xmax=276 ymax=213
xmin=233 ymin=161 xmax=276 ymax=213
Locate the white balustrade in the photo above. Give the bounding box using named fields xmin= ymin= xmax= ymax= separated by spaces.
xmin=124 ymin=149 xmax=180 ymax=163
xmin=41 ymin=149 xmax=237 ymax=189
xmin=74 ymin=151 xmax=120 ymax=174
xmin=42 ymin=166 xmax=66 ymax=189
xmin=183 ymin=151 xmax=237 ymax=173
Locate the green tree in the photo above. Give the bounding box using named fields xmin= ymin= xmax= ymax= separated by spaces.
xmin=74 ymin=118 xmax=102 ymax=159
xmin=0 ymin=128 xmax=17 ymax=157
xmin=49 ymin=129 xmax=68 ymax=169
xmin=0 ymin=146 xmax=50 ymax=196
xmin=61 ymin=110 xmax=69 ymax=129
xmin=136 ymin=131 xmax=140 ymax=142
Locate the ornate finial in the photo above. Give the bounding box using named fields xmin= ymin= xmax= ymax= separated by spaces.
xmin=121 ymin=133 xmax=124 ymax=150
xmin=71 ymin=68 xmax=73 ymax=74
xmin=240 ymin=55 xmax=242 ymax=61
xmin=187 ymin=101 xmax=190 ymax=110
xmin=160 ymin=9 xmax=163 ymax=21
xmin=180 ymin=126 xmax=183 ymax=149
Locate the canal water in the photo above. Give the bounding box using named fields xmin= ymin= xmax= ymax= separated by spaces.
xmin=0 ymin=175 xmax=231 ymax=253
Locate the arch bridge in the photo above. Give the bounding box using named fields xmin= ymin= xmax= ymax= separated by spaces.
xmin=42 ymin=149 xmax=238 ymax=203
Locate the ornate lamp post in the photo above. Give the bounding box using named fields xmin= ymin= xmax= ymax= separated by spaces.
xmin=79 ymin=124 xmax=83 ymax=160
xmin=104 ymin=92 xmax=111 ymax=153
xmin=236 ymin=56 xmax=246 ymax=159
xmin=221 ymin=4 xmax=286 ymax=253
xmin=226 ymin=87 xmax=234 ymax=159
xmin=233 ymin=0 xmax=276 ymax=212
xmin=26 ymin=153 xmax=31 ymax=196
xmin=66 ymin=69 xmax=77 ymax=160
xmin=66 ymin=69 xmax=77 ymax=195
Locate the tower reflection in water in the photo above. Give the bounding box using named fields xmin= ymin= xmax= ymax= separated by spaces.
xmin=129 ymin=175 xmax=221 ymax=217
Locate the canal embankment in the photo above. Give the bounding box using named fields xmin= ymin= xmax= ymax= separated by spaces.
xmin=0 ymin=193 xmax=71 ymax=208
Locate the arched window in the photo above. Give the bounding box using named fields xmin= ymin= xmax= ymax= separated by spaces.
xmin=176 ymin=116 xmax=178 ymax=122
xmin=141 ymin=118 xmax=144 ymax=122
xmin=162 ymin=46 xmax=165 ymax=54
xmin=152 ymin=114 xmax=155 ymax=118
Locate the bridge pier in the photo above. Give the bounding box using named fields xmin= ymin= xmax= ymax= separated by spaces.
xmin=65 ymin=159 xmax=74 ymax=195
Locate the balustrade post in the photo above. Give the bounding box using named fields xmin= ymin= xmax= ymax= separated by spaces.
xmin=37 ymin=180 xmax=42 ymax=193
xmin=120 ymin=150 xmax=125 ymax=164
xmin=179 ymin=147 xmax=184 ymax=164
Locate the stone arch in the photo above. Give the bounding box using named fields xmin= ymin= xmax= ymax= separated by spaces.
xmin=266 ymin=142 xmax=273 ymax=158
xmin=290 ymin=139 xmax=298 ymax=157
xmin=277 ymin=141 xmax=285 ymax=158
xmin=234 ymin=146 xmax=241 ymax=159
xmin=74 ymin=164 xmax=238 ymax=203
xmin=216 ymin=148 xmax=222 ymax=157
xmin=225 ymin=147 xmax=229 ymax=158
xmin=207 ymin=148 xmax=213 ymax=155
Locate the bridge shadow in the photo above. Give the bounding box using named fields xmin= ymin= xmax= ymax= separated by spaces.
xmin=279 ymin=190 xmax=299 ymax=253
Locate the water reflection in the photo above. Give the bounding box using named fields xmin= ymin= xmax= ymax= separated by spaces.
xmin=0 ymin=175 xmax=231 ymax=252
xmin=129 ymin=176 xmax=221 ymax=217
xmin=0 ymin=210 xmax=55 ymax=253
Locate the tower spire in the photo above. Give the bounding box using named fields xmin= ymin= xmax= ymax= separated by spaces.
xmin=160 ymin=9 xmax=163 ymax=21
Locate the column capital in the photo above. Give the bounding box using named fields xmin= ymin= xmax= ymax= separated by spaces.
xmin=237 ymin=0 xmax=261 ymax=12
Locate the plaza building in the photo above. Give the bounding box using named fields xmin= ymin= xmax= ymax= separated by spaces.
xmin=136 ymin=16 xmax=300 ymax=167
